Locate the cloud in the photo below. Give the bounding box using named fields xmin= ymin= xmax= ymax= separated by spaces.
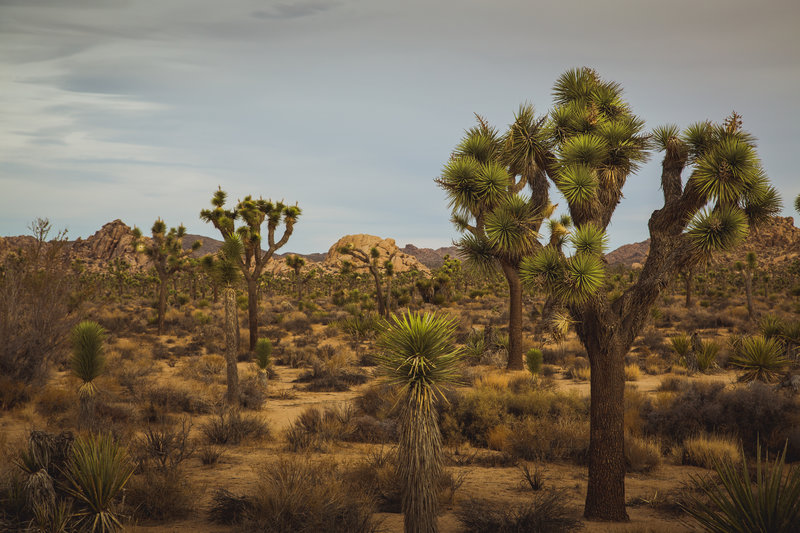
xmin=252 ymin=1 xmax=338 ymax=20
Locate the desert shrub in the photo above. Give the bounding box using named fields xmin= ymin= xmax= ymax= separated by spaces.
xmin=518 ymin=463 xmax=545 ymax=491
xmin=125 ymin=467 xmax=194 ymax=521
xmin=0 ymin=376 xmax=30 ymax=411
xmin=456 ymin=490 xmax=582 ymax=533
xmin=208 ymin=488 xmax=252 ymax=525
xmin=284 ymin=405 xmax=354 ymax=452
xmin=196 ymin=354 xmax=226 ymax=376
xmin=201 ymin=411 xmax=271 ymax=445
xmin=132 ymin=418 xmax=194 ymax=472
xmin=657 ymin=375 xmax=689 ymax=392
xmin=642 ymin=381 xmax=800 ymax=458
xmin=282 ymin=311 xmax=312 ymax=335
xmin=624 ymin=363 xmax=641 ymax=381
xmin=683 ymin=434 xmax=740 ymax=469
xmin=625 ymin=434 xmax=662 ymax=473
xmin=354 ymin=383 xmax=401 ymax=419
xmin=238 ymin=375 xmax=267 ymax=410
xmin=242 ymin=458 xmax=378 ymax=533
xmin=507 ymin=416 xmax=589 ymax=462
xmin=146 ymin=384 xmax=213 ymax=414
xmin=296 ymin=361 xmax=368 ymax=392
xmin=0 ymin=223 xmax=79 ymax=386
xmin=682 ymin=443 xmax=800 ymax=533
xmin=197 ymin=445 xmax=224 ymax=466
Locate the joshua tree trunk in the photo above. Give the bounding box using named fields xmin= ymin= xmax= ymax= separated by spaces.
xmin=399 ymin=393 xmax=441 ymax=533
xmin=576 ymin=309 xmax=628 ymax=521
xmin=369 ymin=266 xmax=387 ymax=317
xmin=499 ymin=260 xmax=523 ymax=370
xmin=78 ymin=394 xmax=96 ymax=431
xmin=157 ymin=276 xmax=168 ymax=335
xmin=246 ymin=277 xmax=258 ymax=352
xmin=224 ymin=286 xmax=239 ymax=406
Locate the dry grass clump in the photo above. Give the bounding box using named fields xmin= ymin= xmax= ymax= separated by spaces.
xmin=682 ymin=434 xmax=740 ymax=469
xmin=146 ymin=383 xmax=214 ymax=414
xmin=201 ymin=410 xmax=271 ymax=445
xmin=239 ymin=457 xmax=379 ymax=533
xmin=284 ymin=405 xmax=354 ymax=452
xmin=625 ymin=434 xmax=662 ymax=473
xmin=625 ymin=363 xmax=641 ymax=381
xmin=455 ymin=490 xmax=582 ymax=533
xmin=507 ymin=416 xmax=589 ymax=462
xmin=34 ymin=385 xmax=76 ymax=418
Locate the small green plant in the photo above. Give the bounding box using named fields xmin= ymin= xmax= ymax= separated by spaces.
xmin=730 ymin=335 xmax=789 ymax=383
xmin=697 ymin=339 xmax=720 ymax=372
xmin=682 ymin=442 xmax=800 ymax=533
xmin=70 ymin=321 xmax=107 ymax=427
xmin=669 ymin=334 xmax=691 ymax=361
xmin=254 ymin=338 xmax=272 ymax=387
xmin=525 ymin=348 xmax=543 ymax=376
xmin=62 ymin=433 xmax=134 ymax=533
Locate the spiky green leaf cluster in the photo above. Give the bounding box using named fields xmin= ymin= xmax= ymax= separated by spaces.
xmin=484 ymin=195 xmax=540 ymax=260
xmin=254 ymin=338 xmax=272 ymax=370
xmin=63 ymin=433 xmax=134 ymax=533
xmin=520 ymin=247 xmax=605 ymax=305
xmin=682 ymin=442 xmax=800 ymax=533
xmin=569 ymin=223 xmax=608 ymax=255
xmin=70 ymin=321 xmax=106 ymax=396
xmin=687 ymin=206 xmax=749 ymax=255
xmin=375 ymin=311 xmax=463 ymax=410
xmin=729 ymin=335 xmax=789 ymax=383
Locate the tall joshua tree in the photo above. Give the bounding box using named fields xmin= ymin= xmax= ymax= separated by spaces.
xmin=200 ymin=188 xmax=300 ymax=351
xmin=518 ymin=68 xmax=780 ymax=520
xmin=376 ymin=311 xmax=462 ymax=533
xmin=284 ymin=254 xmax=306 ymax=300
xmin=133 ymin=220 xmax=200 ymax=335
xmin=437 ymin=107 xmax=554 ymax=369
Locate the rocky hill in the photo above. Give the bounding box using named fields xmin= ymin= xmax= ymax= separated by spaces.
xmin=325 ymin=234 xmax=429 ymax=274
xmin=605 ymin=216 xmax=800 ymax=268
xmin=400 ymin=244 xmax=461 ymax=269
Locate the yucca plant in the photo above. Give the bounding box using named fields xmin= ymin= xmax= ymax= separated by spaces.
xmin=696 ymin=340 xmax=720 ymax=372
xmin=254 ymin=338 xmax=272 ymax=387
xmin=526 ymin=348 xmax=543 ymax=376
xmin=376 ymin=311 xmax=463 ymax=533
xmin=70 ymin=321 xmax=106 ymax=428
xmin=682 ymin=442 xmax=800 ymax=533
xmin=670 ymin=334 xmax=692 ymax=362
xmin=758 ymin=314 xmax=783 ymax=340
xmin=730 ymin=335 xmax=789 ymax=383
xmin=62 ymin=434 xmax=134 ymax=533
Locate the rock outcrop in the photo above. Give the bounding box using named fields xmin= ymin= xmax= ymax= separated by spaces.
xmin=69 ymin=220 xmax=148 ymax=271
xmin=325 ymin=234 xmax=429 ymax=274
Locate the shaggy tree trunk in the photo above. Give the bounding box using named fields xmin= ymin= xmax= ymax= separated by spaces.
xmin=224 ymin=287 xmax=240 ymax=406
xmin=500 ymin=261 xmax=523 ymax=370
xmin=369 ymin=267 xmax=387 ymax=317
xmin=157 ymin=277 xmax=167 ymax=335
xmin=247 ymin=277 xmax=258 ymax=352
xmin=581 ymin=323 xmax=629 ymax=521
xmin=399 ymin=394 xmax=441 ymax=533
xmin=684 ymin=268 xmax=694 ymax=308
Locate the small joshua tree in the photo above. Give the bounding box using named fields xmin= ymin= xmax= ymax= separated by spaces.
xmin=200 ymin=187 xmax=301 ymax=351
xmin=133 ymin=220 xmax=200 ymax=335
xmin=70 ymin=321 xmax=106 ymax=429
xmin=376 ymin=311 xmax=462 ymax=533
xmin=338 ymin=244 xmax=396 ymax=317
xmin=254 ymin=338 xmax=272 ymax=388
xmin=285 ymin=254 xmax=306 ymax=300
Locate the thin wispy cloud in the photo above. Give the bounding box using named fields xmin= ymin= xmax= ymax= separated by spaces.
xmin=1 ymin=0 xmax=798 ymax=253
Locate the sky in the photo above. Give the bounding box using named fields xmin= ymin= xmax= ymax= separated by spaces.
xmin=1 ymin=0 xmax=799 ymax=254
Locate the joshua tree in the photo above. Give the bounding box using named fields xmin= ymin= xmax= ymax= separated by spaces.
xmin=376 ymin=311 xmax=462 ymax=533
xmin=285 ymin=254 xmax=306 ymax=300
xmin=133 ymin=220 xmax=200 ymax=335
xmin=200 ymin=188 xmax=300 ymax=351
xmin=254 ymin=337 xmax=272 ymax=388
xmin=437 ymin=107 xmax=553 ymax=370
xmin=516 ymin=69 xmax=780 ymax=520
xmin=735 ymin=251 xmax=758 ymax=321
xmin=338 ymin=244 xmax=396 ymax=317
xmin=70 ymin=320 xmax=106 ymax=429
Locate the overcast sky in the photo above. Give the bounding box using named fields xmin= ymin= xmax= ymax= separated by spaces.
xmin=1 ymin=0 xmax=798 ymax=254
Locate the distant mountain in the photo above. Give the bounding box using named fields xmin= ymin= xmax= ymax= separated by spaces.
xmin=605 ymin=240 xmax=650 ymax=268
